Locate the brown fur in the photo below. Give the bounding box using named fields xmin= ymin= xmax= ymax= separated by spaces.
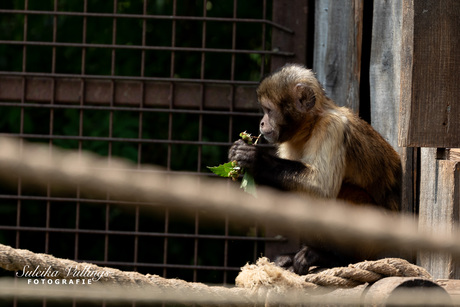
xmin=257 ymin=64 xmax=401 ymax=211
xmin=228 ymin=63 xmax=402 ymax=273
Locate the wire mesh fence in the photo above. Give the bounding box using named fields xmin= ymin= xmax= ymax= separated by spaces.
xmin=0 ymin=0 xmax=305 ymax=286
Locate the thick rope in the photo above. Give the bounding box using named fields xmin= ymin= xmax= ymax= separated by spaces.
xmin=236 ymin=257 xmax=432 ymax=289
xmin=305 ymin=258 xmax=432 ymax=287
xmin=0 ymin=243 xmax=254 ymax=306
xmin=0 ymin=243 xmax=431 ymax=292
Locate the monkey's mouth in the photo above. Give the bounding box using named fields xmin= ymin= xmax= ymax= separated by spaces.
xmin=261 ymin=132 xmax=275 ymax=144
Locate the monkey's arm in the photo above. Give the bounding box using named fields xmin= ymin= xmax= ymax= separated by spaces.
xmin=229 ymin=118 xmax=347 ymax=198
xmin=228 ymin=139 xmax=314 ymax=192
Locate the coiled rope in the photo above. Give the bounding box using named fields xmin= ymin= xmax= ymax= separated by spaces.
xmin=0 ymin=243 xmax=253 ymax=306
xmin=236 ymin=257 xmax=431 ymax=290
xmin=0 ymin=243 xmax=431 ymax=293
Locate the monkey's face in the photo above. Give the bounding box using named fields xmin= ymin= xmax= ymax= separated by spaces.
xmin=259 ymin=98 xmax=281 ymax=143
xmin=258 ymin=84 xmax=316 ymax=144
xmin=257 ymin=65 xmax=320 ymax=144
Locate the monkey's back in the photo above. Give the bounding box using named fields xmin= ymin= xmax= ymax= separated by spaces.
xmin=341 ymin=108 xmax=402 ymax=211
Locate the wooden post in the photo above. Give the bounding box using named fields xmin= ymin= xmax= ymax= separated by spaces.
xmin=363 ymin=277 xmax=452 ymax=307
xmin=418 ymin=149 xmax=460 ymax=279
xmin=400 ymin=0 xmax=460 ymax=275
xmin=305 ymin=277 xmax=451 ymax=306
xmin=370 ymin=0 xmax=401 ymax=152
xmin=313 ymin=0 xmax=363 ymax=111
xmin=369 ymin=1 xmax=417 ymax=215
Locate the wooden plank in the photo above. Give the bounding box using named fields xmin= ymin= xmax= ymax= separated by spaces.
xmin=400 ymin=148 xmax=417 ymax=214
xmin=437 ymin=148 xmax=460 ymax=162
xmin=449 ymin=149 xmax=460 ymax=162
xmin=270 ymin=0 xmax=309 ymax=70
xmin=399 ymin=0 xmax=460 ymax=148
xmin=369 ymin=0 xmax=402 ymax=152
xmin=363 ymin=277 xmax=452 ymax=306
xmin=369 ymin=1 xmax=417 ymax=219
xmin=418 ymin=148 xmax=460 ymax=279
xmin=369 ymin=2 xmax=417 ymax=216
xmin=313 ymin=0 xmax=363 ymax=111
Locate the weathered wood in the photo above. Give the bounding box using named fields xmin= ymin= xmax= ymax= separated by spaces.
xmin=399 ymin=0 xmax=460 ymax=148
xmin=370 ymin=0 xmax=402 ymax=152
xmin=418 ymin=148 xmax=460 ymax=279
xmin=363 ymin=277 xmax=452 ymax=307
xmin=369 ymin=1 xmax=417 ymax=218
xmin=283 ymin=277 xmax=450 ymax=306
xmin=450 ymin=149 xmax=460 ymax=162
xmin=400 ymin=148 xmax=417 ymax=215
xmin=275 ymin=277 xmax=451 ymax=307
xmin=437 ymin=148 xmax=460 ymax=162
xmin=313 ymin=0 xmax=363 ymax=111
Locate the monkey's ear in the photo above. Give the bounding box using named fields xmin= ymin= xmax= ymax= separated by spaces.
xmin=295 ymin=83 xmax=315 ymax=111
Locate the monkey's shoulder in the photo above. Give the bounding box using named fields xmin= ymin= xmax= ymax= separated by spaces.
xmin=278 ymin=109 xmax=349 ymax=163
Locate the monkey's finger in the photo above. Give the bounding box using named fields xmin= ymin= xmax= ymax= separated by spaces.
xmin=228 ymin=139 xmax=253 ymax=160
xmin=230 ymin=151 xmax=257 ymax=170
xmin=229 ymin=145 xmax=257 ymax=160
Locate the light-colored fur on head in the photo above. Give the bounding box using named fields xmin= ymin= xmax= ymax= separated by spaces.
xmin=257 ymin=64 xmax=333 ymax=111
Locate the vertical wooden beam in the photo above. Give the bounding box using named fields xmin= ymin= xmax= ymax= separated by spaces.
xmin=370 ymin=0 xmax=401 ymax=152
xmin=401 ymin=0 xmax=460 ymax=277
xmin=418 ymin=148 xmax=460 ymax=279
xmin=369 ymin=1 xmax=416 ymax=215
xmin=313 ymin=0 xmax=363 ymax=111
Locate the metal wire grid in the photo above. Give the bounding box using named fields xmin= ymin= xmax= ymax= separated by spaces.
xmin=0 ymin=0 xmax=297 ymax=285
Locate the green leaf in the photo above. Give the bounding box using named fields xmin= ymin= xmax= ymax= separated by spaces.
xmin=241 ymin=172 xmax=257 ymax=197
xmin=207 ymin=161 xmax=237 ymax=177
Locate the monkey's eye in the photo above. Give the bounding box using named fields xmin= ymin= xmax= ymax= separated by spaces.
xmin=262 ymin=106 xmax=271 ymax=115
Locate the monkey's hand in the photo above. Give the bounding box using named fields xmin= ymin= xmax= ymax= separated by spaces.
xmin=228 ymin=139 xmax=258 ymax=173
xmin=229 ymin=139 xmax=309 ymax=191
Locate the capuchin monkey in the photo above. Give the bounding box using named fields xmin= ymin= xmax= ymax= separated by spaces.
xmin=228 ymin=64 xmax=401 ymax=275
